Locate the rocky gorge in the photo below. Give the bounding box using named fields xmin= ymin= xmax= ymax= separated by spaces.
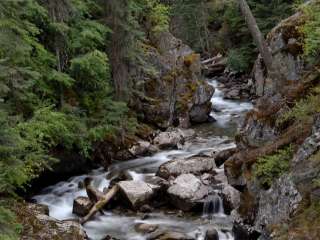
xmin=7 ymin=1 xmax=320 ymax=240
xmin=30 ymin=77 xmax=252 ymax=240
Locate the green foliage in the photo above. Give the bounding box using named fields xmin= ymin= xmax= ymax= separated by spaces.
xmin=227 ymin=47 xmax=253 ymax=72
xmin=0 ymin=202 xmax=21 ymax=240
xmin=171 ymin=0 xmax=210 ymax=52
xmin=277 ymin=87 xmax=320 ymax=126
xmin=300 ymin=2 xmax=320 ymax=63
xmin=254 ymin=146 xmax=293 ymax=188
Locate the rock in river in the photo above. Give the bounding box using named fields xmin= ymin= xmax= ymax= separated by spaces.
xmin=153 ymin=128 xmax=186 ymax=149
xmin=167 ymin=174 xmax=208 ymax=211
xmin=157 ymin=156 xmax=216 ymax=179
xmin=17 ymin=203 xmax=87 ymax=240
xmin=148 ymin=230 xmax=194 ymax=240
xmin=204 ymin=227 xmax=219 ymax=240
xmin=72 ymin=196 xmax=93 ymax=217
xmin=117 ymin=180 xmax=160 ymax=209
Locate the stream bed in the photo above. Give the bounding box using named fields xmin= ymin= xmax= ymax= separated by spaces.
xmin=33 ymin=79 xmax=253 ymax=240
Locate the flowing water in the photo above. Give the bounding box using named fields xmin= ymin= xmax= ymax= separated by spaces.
xmin=33 ymin=79 xmax=253 ymax=240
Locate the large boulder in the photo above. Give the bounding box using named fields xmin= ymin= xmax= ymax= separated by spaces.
xmin=17 ymin=203 xmax=87 ymax=240
xmin=157 ymin=156 xmax=216 ymax=179
xmin=129 ymin=140 xmax=157 ymax=156
xmin=147 ymin=230 xmax=194 ymax=240
xmin=254 ymin=175 xmax=302 ymax=232
xmin=135 ymin=223 xmax=159 ymax=234
xmin=72 ymin=196 xmax=93 ymax=217
xmin=153 ymin=129 xmax=185 ymax=149
xmin=221 ymin=185 xmax=241 ymax=214
xmin=167 ymin=174 xmax=208 ymax=211
xmin=204 ymin=227 xmax=219 ymax=240
xmin=117 ymin=180 xmax=160 ymax=209
xmin=252 ymin=11 xmax=306 ymax=96
xmin=130 ymin=32 xmax=214 ymax=128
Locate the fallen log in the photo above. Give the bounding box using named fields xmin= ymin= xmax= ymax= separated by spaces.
xmin=84 ymin=177 xmax=105 ymax=203
xmin=80 ymin=185 xmax=119 ymax=224
xmin=201 ymin=54 xmax=223 ymax=65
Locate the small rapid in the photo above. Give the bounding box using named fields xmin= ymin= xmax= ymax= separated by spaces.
xmin=33 ymin=79 xmax=252 ymax=240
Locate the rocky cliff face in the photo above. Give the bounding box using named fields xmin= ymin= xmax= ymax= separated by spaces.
xmin=130 ymin=32 xmax=214 ymax=129
xmin=225 ymin=6 xmax=320 ymax=239
xmin=253 ymin=11 xmax=306 ymax=97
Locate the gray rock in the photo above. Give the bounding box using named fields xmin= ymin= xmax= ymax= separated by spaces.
xmin=117 ymin=180 xmax=160 ymax=209
xmin=131 ymin=31 xmax=213 ymax=129
xmin=147 ymin=230 xmax=194 ymax=240
xmin=292 ymin=114 xmax=320 ymax=166
xmin=190 ymin=84 xmax=215 ymax=123
xmin=214 ymin=147 xmax=237 ymax=167
xmin=135 ymin=223 xmax=159 ymax=234
xmin=254 ymin=175 xmax=302 ymax=232
xmin=167 ymin=174 xmax=208 ymax=211
xmin=157 ymin=156 xmax=216 ymax=180
xmin=153 ymin=129 xmax=185 ymax=149
xmin=221 ymin=185 xmax=241 ymax=213
xmin=224 ymin=89 xmax=241 ymax=100
xmin=204 ymin=227 xmax=219 ymax=240
xmin=72 ymin=196 xmax=93 ymax=217
xmin=19 ymin=203 xmax=87 ymax=240
xmin=129 ymin=140 xmax=155 ymax=156
xmin=252 ymin=11 xmax=305 ymax=96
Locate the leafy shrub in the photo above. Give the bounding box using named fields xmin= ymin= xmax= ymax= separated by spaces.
xmin=277 ymin=87 xmax=320 ymax=126
xmin=227 ymin=47 xmax=252 ymax=72
xmin=254 ymin=146 xmax=293 ymax=188
xmin=300 ymin=2 xmax=320 ymax=63
xmin=0 ymin=203 xmax=21 ymax=240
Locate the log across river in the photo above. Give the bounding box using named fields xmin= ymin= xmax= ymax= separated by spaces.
xmin=33 ymin=79 xmax=253 ymax=240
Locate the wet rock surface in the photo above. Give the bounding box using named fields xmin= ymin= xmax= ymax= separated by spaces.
xmin=157 ymin=155 xmax=216 ymax=179
xmin=153 ymin=128 xmax=186 ymax=149
xmin=73 ymin=196 xmax=93 ymax=217
xmin=17 ymin=203 xmax=87 ymax=240
xmin=131 ymin=32 xmax=214 ymax=128
xmin=204 ymin=227 xmax=219 ymax=240
xmin=252 ymin=11 xmax=305 ymax=96
xmin=254 ymin=175 xmax=302 ymax=232
xmin=147 ymin=230 xmax=194 ymax=240
xmin=167 ymin=174 xmax=209 ymax=211
xmin=117 ymin=180 xmax=160 ymax=209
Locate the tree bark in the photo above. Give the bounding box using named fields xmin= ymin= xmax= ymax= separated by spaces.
xmin=238 ymin=0 xmax=275 ymax=74
xmin=80 ymin=185 xmax=119 ymax=224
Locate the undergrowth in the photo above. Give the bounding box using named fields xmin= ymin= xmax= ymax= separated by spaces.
xmin=254 ymin=146 xmax=293 ymax=188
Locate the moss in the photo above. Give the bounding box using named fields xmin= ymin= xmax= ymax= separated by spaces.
xmin=253 ymin=146 xmax=293 ymax=189
xmin=274 ymin=201 xmax=320 ymax=240
xmin=277 ymin=86 xmax=320 ymax=127
xmin=183 ymin=53 xmax=199 ymax=68
xmin=238 ymin=189 xmax=257 ymax=224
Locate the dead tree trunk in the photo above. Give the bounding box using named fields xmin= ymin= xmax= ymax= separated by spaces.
xmin=238 ymin=0 xmax=275 ymax=74
xmin=80 ymin=185 xmax=119 ymax=224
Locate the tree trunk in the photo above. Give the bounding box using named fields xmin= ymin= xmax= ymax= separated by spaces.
xmin=238 ymin=0 xmax=275 ymax=74
xmin=80 ymin=185 xmax=119 ymax=224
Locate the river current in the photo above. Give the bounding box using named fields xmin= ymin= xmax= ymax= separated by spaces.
xmin=33 ymin=79 xmax=252 ymax=240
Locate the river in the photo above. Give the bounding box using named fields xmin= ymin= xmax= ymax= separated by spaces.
xmin=33 ymin=79 xmax=253 ymax=240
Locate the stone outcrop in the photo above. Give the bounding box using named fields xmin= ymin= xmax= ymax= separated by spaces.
xmin=157 ymin=155 xmax=216 ymax=179
xmin=224 ymin=5 xmax=320 ymax=239
xmin=252 ymin=11 xmax=306 ymax=96
xmin=73 ymin=196 xmax=93 ymax=217
xmin=117 ymin=180 xmax=160 ymax=209
xmin=17 ymin=203 xmax=87 ymax=240
xmin=254 ymin=175 xmax=302 ymax=232
xmin=147 ymin=230 xmax=194 ymax=240
xmin=167 ymin=174 xmax=208 ymax=211
xmin=131 ymin=32 xmax=214 ymax=128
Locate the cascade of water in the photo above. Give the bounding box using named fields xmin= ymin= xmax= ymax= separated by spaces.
xmin=202 ymin=192 xmax=225 ymax=220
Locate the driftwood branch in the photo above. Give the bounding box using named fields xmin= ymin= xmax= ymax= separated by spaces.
xmin=80 ymin=185 xmax=119 ymax=224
